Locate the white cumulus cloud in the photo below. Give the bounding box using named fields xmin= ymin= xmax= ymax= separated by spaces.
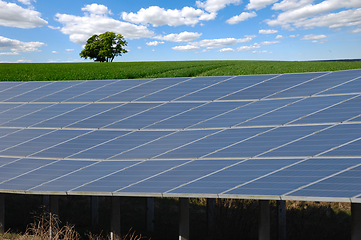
xmin=196 ymin=0 xmax=242 ymax=13
xmin=246 ymin=0 xmax=278 ymax=10
xmin=146 ymin=41 xmax=165 ymax=46
xmin=301 ymin=34 xmax=327 ymax=40
xmin=172 ymin=45 xmax=201 ymax=51
xmin=259 ymin=29 xmax=278 ymax=34
xmin=122 ymin=6 xmax=216 ymax=27
xmin=219 ymin=48 xmax=236 ymax=52
xmin=237 ymin=43 xmax=261 ymax=51
xmin=267 ymin=0 xmax=361 ymax=29
xmin=226 ymin=11 xmax=257 ymax=25
xmin=0 ymin=36 xmax=45 ymax=53
xmin=155 ymin=31 xmax=202 ymax=42
xmin=17 ymin=0 xmax=35 ymax=5
xmin=272 ymin=0 xmax=314 ymax=11
xmin=0 ymin=0 xmax=47 ymax=28
xmin=0 ymin=52 xmax=19 ymax=55
xmin=172 ymin=35 xmax=256 ymax=51
xmin=276 ymin=35 xmax=284 ymax=39
xmin=294 ymin=8 xmax=361 ymax=29
xmin=261 ymin=40 xmax=280 ymax=45
xmin=196 ymin=36 xmax=256 ymax=49
xmin=81 ymin=3 xmax=112 ymax=15
xmin=55 ymin=4 xmax=153 ymax=44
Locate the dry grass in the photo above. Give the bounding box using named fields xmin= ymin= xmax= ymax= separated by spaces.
xmin=0 ymin=212 xmax=146 ymax=240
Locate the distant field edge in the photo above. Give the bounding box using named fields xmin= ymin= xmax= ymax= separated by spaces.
xmin=1 ymin=60 xmax=361 ymax=81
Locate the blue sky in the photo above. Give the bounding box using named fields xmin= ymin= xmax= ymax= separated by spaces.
xmin=0 ymin=0 xmax=360 ymax=63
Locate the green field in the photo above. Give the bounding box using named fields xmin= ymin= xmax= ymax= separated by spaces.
xmin=1 ymin=60 xmax=361 ymax=81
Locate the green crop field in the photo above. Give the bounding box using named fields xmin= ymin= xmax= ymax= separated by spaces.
xmin=1 ymin=60 xmax=361 ymax=81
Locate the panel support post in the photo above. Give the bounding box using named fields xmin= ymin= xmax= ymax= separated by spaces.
xmin=111 ymin=197 xmax=121 ymax=239
xmin=146 ymin=197 xmax=154 ymax=232
xmin=92 ymin=196 xmax=99 ymax=227
xmin=179 ymin=198 xmax=189 ymax=240
xmin=258 ymin=200 xmax=270 ymax=240
xmin=277 ymin=200 xmax=286 ymax=240
xmin=207 ymin=198 xmax=216 ymax=238
xmin=351 ymin=203 xmax=361 ymax=240
xmin=0 ymin=194 xmax=4 ymax=234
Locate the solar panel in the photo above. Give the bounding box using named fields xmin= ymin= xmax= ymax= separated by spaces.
xmin=0 ymin=69 xmax=361 ymax=203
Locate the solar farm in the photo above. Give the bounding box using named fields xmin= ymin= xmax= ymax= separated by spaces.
xmin=1 ymin=68 xmax=361 ymax=239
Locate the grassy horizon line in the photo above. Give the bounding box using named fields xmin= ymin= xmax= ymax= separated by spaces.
xmin=1 ymin=60 xmax=361 ymax=81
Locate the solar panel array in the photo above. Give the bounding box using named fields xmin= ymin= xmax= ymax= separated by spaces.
xmin=0 ymin=69 xmax=361 ymax=202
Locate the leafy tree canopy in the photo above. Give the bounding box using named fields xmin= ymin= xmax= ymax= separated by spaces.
xmin=80 ymin=31 xmax=128 ymax=62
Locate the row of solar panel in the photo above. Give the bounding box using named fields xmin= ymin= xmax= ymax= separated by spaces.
xmin=0 ymin=94 xmax=360 ymax=129
xmin=0 ymin=156 xmax=360 ymax=200
xmin=1 ymin=70 xmax=361 ymax=103
xmin=1 ymin=123 xmax=360 ymax=160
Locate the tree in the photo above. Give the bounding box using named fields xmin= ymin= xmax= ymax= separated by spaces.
xmin=80 ymin=31 xmax=128 ymax=62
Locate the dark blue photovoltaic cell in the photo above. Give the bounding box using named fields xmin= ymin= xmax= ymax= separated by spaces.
xmin=264 ymin=124 xmax=361 ymax=157
xmin=147 ymin=102 xmax=249 ymax=129
xmin=32 ymin=130 xmax=129 ymax=159
xmin=351 ymin=116 xmax=361 ymax=122
xmin=289 ymin=165 xmax=361 ymax=198
xmin=293 ymin=96 xmax=361 ymax=124
xmin=320 ymin=76 xmax=361 ymax=95
xmin=116 ymin=129 xmax=218 ymax=159
xmin=99 ymin=78 xmax=185 ymax=102
xmin=0 ymin=104 xmax=22 ymax=114
xmin=0 ymin=128 xmax=19 ymax=138
xmin=72 ymin=130 xmax=173 ymax=160
xmin=0 ymin=82 xmax=23 ymax=92
xmin=190 ymin=99 xmax=294 ymax=129
xmin=177 ymin=75 xmax=275 ymax=101
xmin=73 ymin=160 xmax=188 ymax=193
xmin=0 ymin=158 xmax=56 ymax=183
xmin=239 ymin=95 xmax=350 ymax=127
xmin=0 ymin=160 xmax=96 ymax=191
xmin=0 ymin=82 xmax=52 ymax=101
xmin=0 ymin=129 xmax=53 ymax=152
xmin=69 ymin=103 xmax=161 ymax=129
xmin=30 ymin=160 xmax=140 ymax=192
xmin=0 ymin=104 xmax=51 ymax=125
xmin=119 ymin=160 xmax=240 ymax=193
xmin=225 ymin=158 xmax=361 ymax=196
xmin=208 ymin=125 xmax=324 ymax=158
xmin=34 ymin=81 xmax=112 ymax=102
xmin=4 ymin=81 xmax=81 ymax=102
xmin=1 ymin=103 xmax=86 ymax=127
xmin=168 ymin=159 xmax=300 ymax=194
xmin=321 ymin=137 xmax=361 ymax=157
xmin=220 ymin=72 xmax=325 ymax=100
xmin=33 ymin=103 xmax=121 ymax=128
xmin=104 ymin=103 xmax=202 ymax=129
xmin=272 ymin=69 xmax=361 ymax=98
xmin=0 ymin=157 xmax=21 ymax=166
xmin=139 ymin=77 xmax=228 ymax=101
xmin=158 ymin=128 xmax=271 ymax=159
xmin=65 ymin=80 xmax=145 ymax=102
xmin=0 ymin=129 xmax=89 ymax=157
